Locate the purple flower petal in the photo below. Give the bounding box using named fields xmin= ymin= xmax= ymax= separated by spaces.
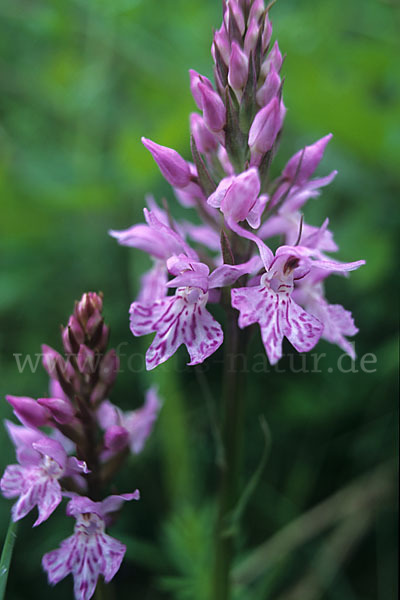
xmin=6 ymin=466 xmax=63 ymax=526
xmin=166 ymin=258 xmax=210 ymax=293
xmin=123 ymin=387 xmax=161 ymax=454
xmin=37 ymin=396 xmax=75 ymax=425
xmin=232 ymin=285 xmax=323 ymax=365
xmin=294 ymin=280 xmax=359 ymax=360
xmin=208 ymin=256 xmax=261 ymax=289
xmin=207 ymin=168 xmax=261 ymax=224
xmin=282 ymin=134 xmax=333 ymax=185
xmin=109 ymin=223 xmax=183 ymax=260
xmin=246 ymin=194 xmax=269 ymax=229
xmin=4 ymin=420 xmax=43 ymax=466
xmin=314 ymin=301 xmax=358 ymax=359
xmin=43 ymin=528 xmax=111 ymax=600
xmin=34 ymin=478 xmax=63 ymax=526
xmin=137 ymin=263 xmax=168 ymax=304
xmin=141 ymin=137 xmax=191 ymax=188
xmin=181 ymin=221 xmax=221 ymax=251
xmin=42 ymin=535 xmax=75 ymax=585
xmin=100 ymin=491 xmax=140 ymax=515
xmin=228 ymin=218 xmax=274 ymax=269
xmin=0 ymin=464 xmax=24 ymax=499
xmin=130 ymin=292 xmax=223 ymax=370
xmin=6 ymin=395 xmax=49 ymax=429
xmin=67 ymin=456 xmax=90 ymax=475
xmin=32 ymin=438 xmax=68 ymax=471
xmin=285 ymin=297 xmax=324 ymax=355
xmin=97 ymin=399 xmax=120 ymax=430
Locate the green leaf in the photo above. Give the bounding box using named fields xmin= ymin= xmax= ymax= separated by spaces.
xmin=225 ymin=87 xmax=247 ymax=171
xmin=239 ymin=52 xmax=257 ymax=135
xmin=160 ymin=504 xmax=215 ymax=600
xmin=190 ymin=135 xmax=217 ymax=197
xmin=0 ymin=519 xmax=18 ymax=600
xmin=223 ymin=416 xmax=271 ymax=538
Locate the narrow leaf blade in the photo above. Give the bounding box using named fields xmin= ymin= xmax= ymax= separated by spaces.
xmin=0 ymin=519 xmax=18 ymax=600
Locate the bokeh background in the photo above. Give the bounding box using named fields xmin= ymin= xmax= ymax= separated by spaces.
xmin=0 ymin=0 xmax=398 ymax=598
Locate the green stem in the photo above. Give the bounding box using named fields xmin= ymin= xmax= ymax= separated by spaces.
xmin=0 ymin=519 xmax=18 ymax=600
xmin=94 ymin=577 xmax=115 ymax=600
xmin=213 ymin=313 xmax=248 ymax=600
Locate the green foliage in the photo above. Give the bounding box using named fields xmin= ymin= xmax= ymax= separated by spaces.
xmin=0 ymin=520 xmax=18 ymax=600
xmin=160 ymin=504 xmax=214 ymax=600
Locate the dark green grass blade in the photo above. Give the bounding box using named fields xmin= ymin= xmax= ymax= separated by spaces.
xmin=0 ymin=519 xmax=18 ymax=600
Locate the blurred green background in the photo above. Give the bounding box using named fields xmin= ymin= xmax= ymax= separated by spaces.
xmin=0 ymin=0 xmax=398 ymax=598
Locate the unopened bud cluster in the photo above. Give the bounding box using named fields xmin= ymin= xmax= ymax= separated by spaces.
xmin=41 ymin=293 xmax=117 ymax=409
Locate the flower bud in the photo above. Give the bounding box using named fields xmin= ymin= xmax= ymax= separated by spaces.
xmin=213 ymin=66 xmax=226 ymax=97
xmin=77 ymin=345 xmax=96 ymax=375
xmin=208 ymin=168 xmax=261 ymax=223
xmin=282 ymin=134 xmax=333 ymax=184
xmin=228 ymin=41 xmax=249 ymax=91
xmin=190 ymin=113 xmax=218 ymax=154
xmin=62 ymin=315 xmax=85 ymax=354
xmin=262 ymin=17 xmax=273 ymax=52
xmin=248 ymin=97 xmax=285 ymax=154
xmin=42 ymin=344 xmax=73 ymax=381
xmin=6 ymin=395 xmax=49 ymax=428
xmin=141 ymin=138 xmax=191 ymax=188
xmin=49 ymin=379 xmax=70 ymax=403
xmin=104 ymin=425 xmax=129 ymax=453
xmin=85 ymin=310 xmax=103 ymax=338
xmin=249 ymin=0 xmax=265 ymax=22
xmin=61 ymin=327 xmax=73 ymax=355
xmin=90 ymin=381 xmax=108 ymax=405
xmin=37 ymin=397 xmax=75 ymax=425
xmin=198 ymin=83 xmax=226 ymax=133
xmin=99 ymin=349 xmax=119 ymax=386
xmin=218 ymin=146 xmax=235 ymax=176
xmin=213 ymin=25 xmax=231 ymax=67
xmin=261 ymin=41 xmax=283 ymax=78
xmin=256 ymin=64 xmax=281 ymax=107
xmin=224 ymin=1 xmax=245 ymax=36
xmin=97 ymin=324 xmax=110 ymax=352
xmin=189 ymin=70 xmax=214 ymax=109
xmin=76 ymin=293 xmax=103 ymax=325
xmin=68 ymin=315 xmax=85 ymax=344
xmin=244 ymin=18 xmax=260 ymax=56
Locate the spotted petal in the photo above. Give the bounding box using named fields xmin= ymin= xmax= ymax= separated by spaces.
xmin=42 ymin=534 xmax=76 ymax=585
xmin=5 ymin=465 xmax=63 ymax=526
xmin=34 ymin=478 xmax=63 ymax=526
xmin=43 ymin=531 xmax=125 ymax=600
xmin=130 ymin=294 xmax=223 ymax=370
xmin=284 ymin=296 xmax=324 ymax=355
xmin=232 ymin=285 xmax=323 ymax=364
xmin=43 ymin=524 xmax=127 ymax=600
xmin=0 ymin=464 xmax=24 ymax=499
xmin=306 ymin=298 xmax=358 ymax=359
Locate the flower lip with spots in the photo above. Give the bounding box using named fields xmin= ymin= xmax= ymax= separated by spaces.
xmin=0 ymin=423 xmax=88 ymax=527
xmin=42 ymin=492 xmax=139 ymax=600
xmin=232 ymin=245 xmax=365 ymax=365
xmin=130 ymin=254 xmax=260 ymax=370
